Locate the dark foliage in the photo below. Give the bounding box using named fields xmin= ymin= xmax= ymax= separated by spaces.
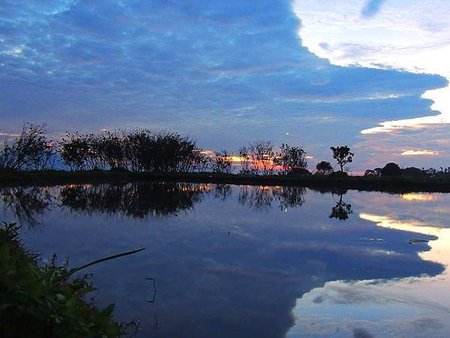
xmin=238 ymin=185 xmax=305 ymax=211
xmin=60 ymin=129 xmax=205 ymax=173
xmin=0 ymin=223 xmax=127 ymax=338
xmin=381 ymin=162 xmax=401 ymax=177
xmin=316 ymin=161 xmax=334 ymax=175
xmin=0 ymin=187 xmax=54 ymax=226
xmin=330 ymin=146 xmax=354 ymax=172
xmin=0 ymin=123 xmax=54 ymax=171
xmin=60 ymin=182 xmax=208 ymax=218
xmin=275 ymin=143 xmax=308 ymax=175
xmin=364 ymin=168 xmax=382 ymax=177
xmin=211 ymin=150 xmax=233 ymax=174
xmin=329 ymin=194 xmax=353 ymax=220
xmin=239 ymin=140 xmax=276 ymax=175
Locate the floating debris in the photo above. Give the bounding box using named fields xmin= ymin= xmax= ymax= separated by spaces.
xmin=408 ymin=239 xmax=429 ymax=245
xmin=362 ymin=238 xmax=384 ymax=242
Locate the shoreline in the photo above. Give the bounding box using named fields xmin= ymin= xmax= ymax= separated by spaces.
xmin=1 ymin=170 xmax=450 ymax=193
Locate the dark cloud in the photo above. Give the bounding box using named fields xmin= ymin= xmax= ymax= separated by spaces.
xmin=361 ymin=0 xmax=387 ymax=18
xmin=0 ymin=0 xmax=445 ymax=166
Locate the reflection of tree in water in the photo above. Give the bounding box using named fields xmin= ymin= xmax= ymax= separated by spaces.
xmin=213 ymin=184 xmax=232 ymax=201
xmin=239 ymin=186 xmax=274 ymax=211
xmin=0 ymin=186 xmax=55 ymax=226
xmin=2 ymin=183 xmax=306 ymax=222
xmin=329 ymin=190 xmax=353 ymax=220
xmin=60 ymin=182 xmax=211 ymax=218
xmin=274 ymin=186 xmax=305 ymax=211
xmin=238 ymin=185 xmax=305 ymax=211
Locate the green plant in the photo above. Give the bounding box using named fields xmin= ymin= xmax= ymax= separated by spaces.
xmin=0 ymin=222 xmax=134 ymax=338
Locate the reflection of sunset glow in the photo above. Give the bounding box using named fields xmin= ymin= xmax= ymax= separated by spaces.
xmin=360 ymin=212 xmax=450 ymax=268
xmin=401 ymin=193 xmax=437 ymax=202
xmin=65 ymin=184 xmax=94 ymax=189
xmin=179 ymin=183 xmax=214 ymax=193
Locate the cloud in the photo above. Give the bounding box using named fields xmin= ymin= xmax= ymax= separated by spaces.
xmin=0 ymin=0 xmax=446 ymax=169
xmin=401 ymin=150 xmax=439 ymax=156
xmin=361 ymin=0 xmax=387 ymax=18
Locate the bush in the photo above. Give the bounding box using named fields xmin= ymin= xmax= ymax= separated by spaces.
xmin=0 ymin=222 xmax=128 ymax=338
xmin=329 ymin=171 xmax=348 ymax=178
xmin=0 ymin=123 xmax=54 ymax=171
xmin=381 ymin=162 xmax=401 ymax=177
xmin=315 ymin=161 xmax=333 ymax=175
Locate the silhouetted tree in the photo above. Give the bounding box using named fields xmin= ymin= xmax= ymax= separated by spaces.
xmin=211 ymin=150 xmax=233 ymax=174
xmin=364 ymin=168 xmax=382 ymax=177
xmin=316 ymin=161 xmax=333 ymax=175
xmin=330 ymin=146 xmax=354 ymax=172
xmin=381 ymin=162 xmax=401 ymax=177
xmin=0 ymin=123 xmax=54 ymax=171
xmin=239 ymin=140 xmax=275 ymax=175
xmin=402 ymin=167 xmax=427 ymax=178
xmin=275 ymin=143 xmax=307 ymax=175
xmin=96 ymin=131 xmax=126 ymax=170
xmin=60 ymin=132 xmax=93 ymax=170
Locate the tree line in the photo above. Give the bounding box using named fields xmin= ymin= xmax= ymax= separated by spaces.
xmin=0 ymin=123 xmax=448 ymax=178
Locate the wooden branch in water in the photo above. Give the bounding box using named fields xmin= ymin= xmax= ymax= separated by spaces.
xmin=68 ymin=247 xmax=145 ymax=276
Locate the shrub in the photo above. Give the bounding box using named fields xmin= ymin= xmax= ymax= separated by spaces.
xmin=0 ymin=222 xmax=129 ymax=337
xmin=0 ymin=123 xmax=54 ymax=171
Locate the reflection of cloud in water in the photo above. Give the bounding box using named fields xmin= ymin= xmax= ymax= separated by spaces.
xmin=289 ymin=278 xmax=450 ymax=337
xmin=401 ymin=193 xmax=437 ymax=202
xmin=360 ymin=212 xmax=450 ymax=268
xmin=289 ymin=196 xmax=450 ymax=337
xmin=2 ymin=186 xmax=447 ymax=337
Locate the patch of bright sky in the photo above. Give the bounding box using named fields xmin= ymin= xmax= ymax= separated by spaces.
xmin=292 ymin=0 xmax=450 ymax=130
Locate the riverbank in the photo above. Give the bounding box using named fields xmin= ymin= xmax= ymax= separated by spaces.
xmin=0 ymin=222 xmax=128 ymax=337
xmin=1 ymin=170 xmax=450 ymax=193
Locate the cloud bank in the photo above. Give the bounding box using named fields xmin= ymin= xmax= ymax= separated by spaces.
xmin=0 ymin=0 xmax=446 ymax=169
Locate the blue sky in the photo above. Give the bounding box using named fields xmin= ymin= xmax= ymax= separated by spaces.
xmin=1 ymin=0 xmax=449 ymax=170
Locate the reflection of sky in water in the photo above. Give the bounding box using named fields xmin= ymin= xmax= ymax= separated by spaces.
xmin=289 ymin=192 xmax=450 ymax=338
xmin=0 ymin=184 xmax=449 ymax=337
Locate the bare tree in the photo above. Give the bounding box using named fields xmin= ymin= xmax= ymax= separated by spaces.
xmin=239 ymin=140 xmax=275 ymax=175
xmin=211 ymin=150 xmax=233 ymax=174
xmin=0 ymin=123 xmax=54 ymax=171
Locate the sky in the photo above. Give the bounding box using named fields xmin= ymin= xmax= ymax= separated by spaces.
xmin=0 ymin=0 xmax=449 ymax=171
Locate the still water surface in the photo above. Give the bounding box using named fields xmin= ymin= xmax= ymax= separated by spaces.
xmin=1 ymin=182 xmax=449 ymax=337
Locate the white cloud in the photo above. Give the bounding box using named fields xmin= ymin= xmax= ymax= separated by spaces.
xmin=292 ymin=0 xmax=450 ymax=134
xmin=401 ymin=150 xmax=439 ymax=156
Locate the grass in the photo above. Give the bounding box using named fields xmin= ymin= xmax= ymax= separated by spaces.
xmin=0 ymin=222 xmax=133 ymax=338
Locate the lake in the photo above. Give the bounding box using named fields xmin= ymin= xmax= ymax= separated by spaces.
xmin=1 ymin=182 xmax=449 ymax=337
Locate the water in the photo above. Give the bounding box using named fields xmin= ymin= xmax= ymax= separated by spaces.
xmin=1 ymin=183 xmax=449 ymax=337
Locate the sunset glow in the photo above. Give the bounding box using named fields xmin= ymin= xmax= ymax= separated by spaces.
xmin=1 ymin=0 xmax=449 ymax=169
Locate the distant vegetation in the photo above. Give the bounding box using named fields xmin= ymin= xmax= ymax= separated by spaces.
xmin=1 ymin=123 xmax=450 ymax=181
